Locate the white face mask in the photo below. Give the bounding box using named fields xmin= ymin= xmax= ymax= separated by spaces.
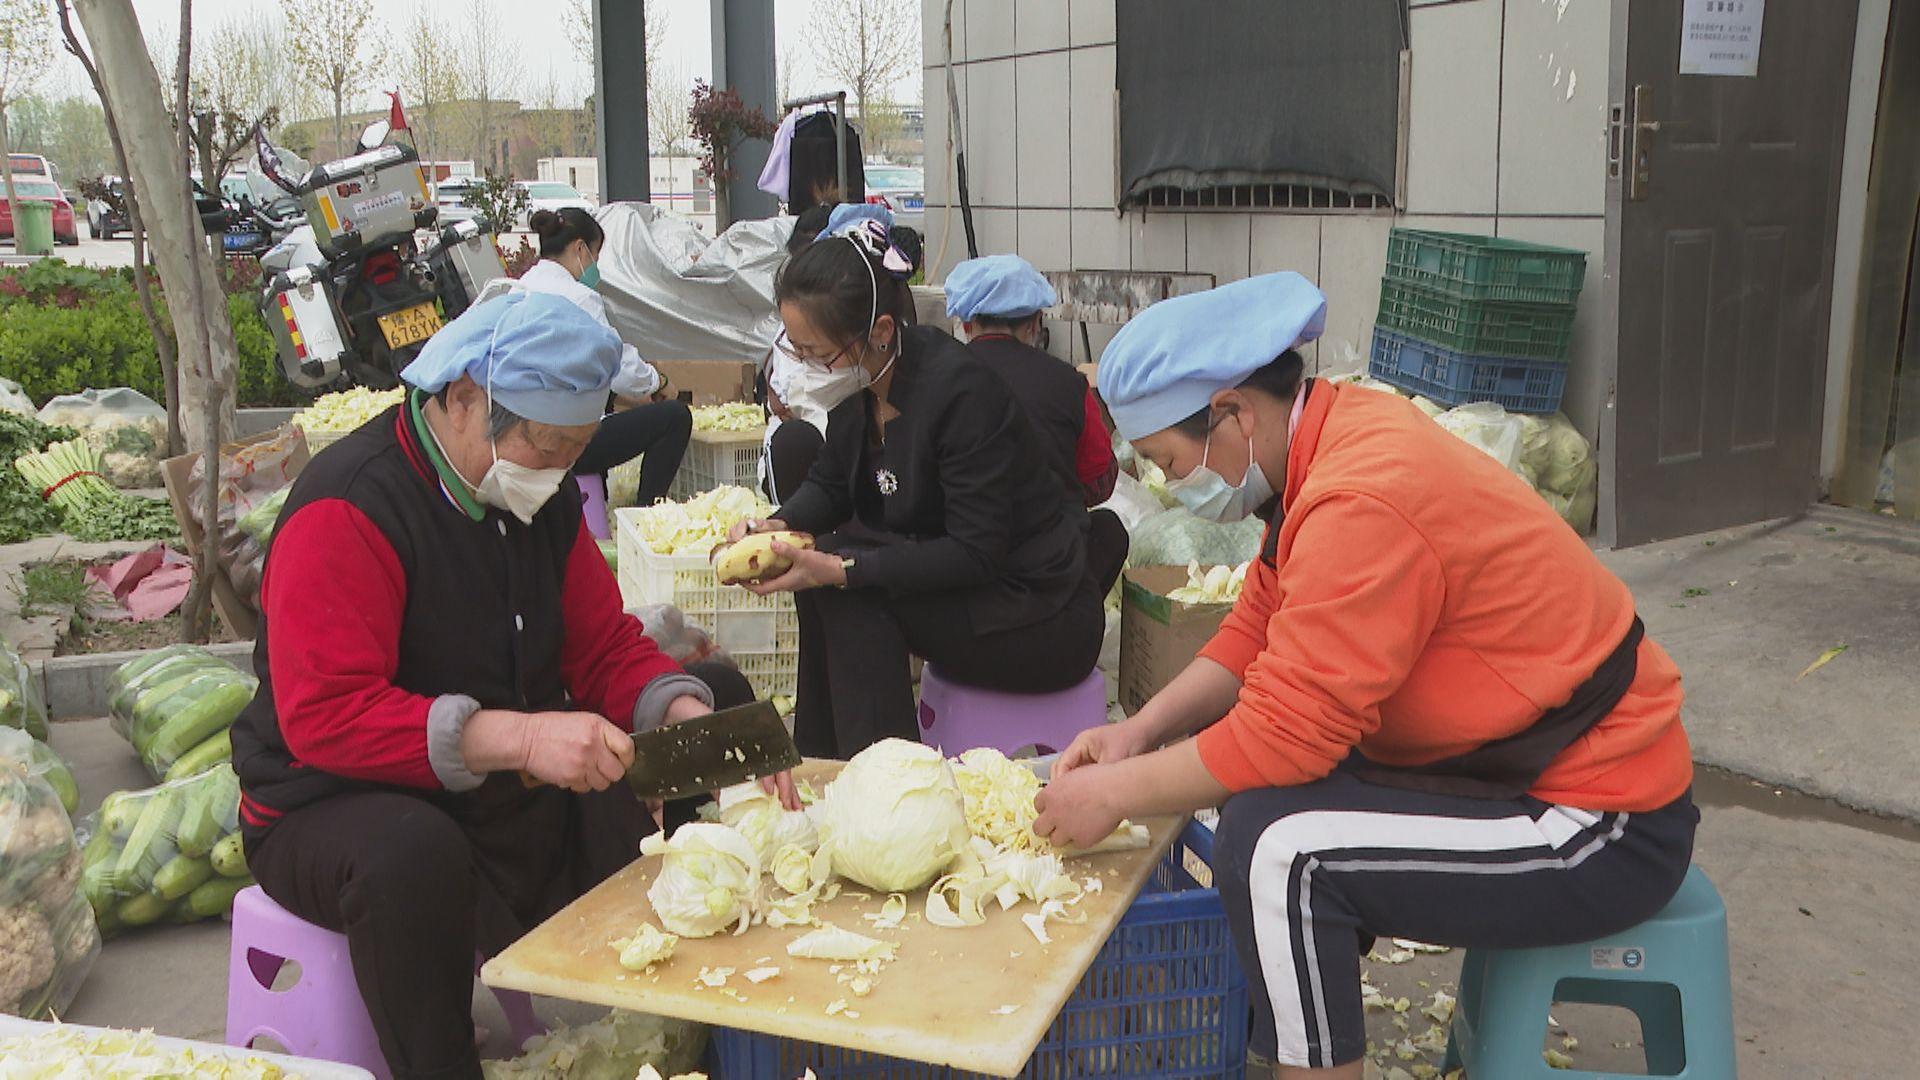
xmin=1166 ymin=419 xmax=1276 ymax=524
xmin=802 ymin=235 xmax=896 ymax=393
xmin=476 ymin=453 xmax=569 ymax=525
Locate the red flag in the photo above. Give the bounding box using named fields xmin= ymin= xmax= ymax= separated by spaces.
xmin=386 ymin=90 xmax=410 ymax=133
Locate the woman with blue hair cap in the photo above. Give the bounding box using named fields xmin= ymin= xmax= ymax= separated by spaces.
xmin=1032 ymin=272 xmax=1697 ymax=1078
xmin=947 ymin=253 xmax=1127 ymax=591
xmin=229 ymin=292 xmax=790 ymax=1079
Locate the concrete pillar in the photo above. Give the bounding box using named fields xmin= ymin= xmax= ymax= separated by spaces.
xmin=711 ymin=0 xmax=779 ymax=225
xmin=595 ymin=0 xmax=652 ymax=203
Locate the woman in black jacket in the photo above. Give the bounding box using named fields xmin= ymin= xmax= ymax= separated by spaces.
xmin=728 ymin=221 xmax=1103 ymax=758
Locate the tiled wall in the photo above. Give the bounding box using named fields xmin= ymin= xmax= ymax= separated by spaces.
xmin=922 ymin=0 xmax=1616 ymax=443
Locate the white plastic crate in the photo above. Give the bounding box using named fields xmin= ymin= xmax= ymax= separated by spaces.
xmin=614 ymin=506 xmax=798 ymax=696
xmin=668 ymin=427 xmax=766 ymax=501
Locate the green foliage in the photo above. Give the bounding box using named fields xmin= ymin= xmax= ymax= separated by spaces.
xmin=12 ymin=561 xmax=92 ymax=622
xmin=463 ymin=170 xmax=531 ymax=235
xmin=0 ymin=261 xmax=296 ymax=408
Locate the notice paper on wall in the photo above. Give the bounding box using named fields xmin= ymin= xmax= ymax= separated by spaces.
xmin=1679 ymin=0 xmax=1766 ymax=77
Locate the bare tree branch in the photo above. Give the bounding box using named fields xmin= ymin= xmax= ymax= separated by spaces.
xmin=803 ymin=0 xmax=918 ymax=129
xmin=398 ymin=3 xmax=462 ymax=181
xmin=279 ymin=0 xmax=386 ymax=157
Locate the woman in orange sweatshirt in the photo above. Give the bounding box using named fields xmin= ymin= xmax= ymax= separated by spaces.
xmin=1034 ymin=272 xmax=1697 ymax=1079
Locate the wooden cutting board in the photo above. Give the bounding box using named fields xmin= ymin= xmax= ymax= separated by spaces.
xmin=481 ymin=761 xmax=1183 ymax=1077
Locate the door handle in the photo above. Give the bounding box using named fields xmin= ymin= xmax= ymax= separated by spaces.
xmin=1629 ymin=84 xmax=1659 ymax=200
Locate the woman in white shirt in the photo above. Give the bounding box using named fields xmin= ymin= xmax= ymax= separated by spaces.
xmin=519 ymin=208 xmax=692 ymax=505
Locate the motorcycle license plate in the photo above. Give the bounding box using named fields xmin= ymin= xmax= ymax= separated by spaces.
xmin=378 ymin=303 xmax=443 ymax=349
xmin=903 ymin=196 xmax=924 ymax=211
xmin=223 ymin=232 xmax=264 ymax=250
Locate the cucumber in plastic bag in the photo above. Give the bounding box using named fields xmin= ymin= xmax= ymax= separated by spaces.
xmin=0 ymin=729 xmax=100 ymax=1018
xmin=107 ymin=649 xmax=256 ymax=781
xmin=107 ymin=646 xmax=237 ymax=741
xmin=0 ymin=728 xmax=76 ymax=816
xmin=0 ymin=641 xmax=49 ymax=743
xmin=74 ymin=765 xmax=247 ymax=937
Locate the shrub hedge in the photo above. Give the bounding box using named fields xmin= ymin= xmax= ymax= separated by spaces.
xmin=0 ymin=260 xmax=304 ymax=408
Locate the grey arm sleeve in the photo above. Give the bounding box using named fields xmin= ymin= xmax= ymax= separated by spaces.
xmin=632 ymin=673 xmax=715 ymax=733
xmin=426 ymin=693 xmax=485 ymax=792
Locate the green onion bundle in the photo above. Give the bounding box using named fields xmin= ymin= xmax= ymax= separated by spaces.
xmin=13 ymin=438 xmax=181 ymax=543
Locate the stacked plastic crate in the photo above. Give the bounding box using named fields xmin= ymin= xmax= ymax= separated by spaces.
xmin=1368 ymin=229 xmax=1589 ymax=413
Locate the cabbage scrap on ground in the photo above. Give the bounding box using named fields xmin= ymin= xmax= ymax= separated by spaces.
xmin=481 ymin=1008 xmax=708 ymax=1080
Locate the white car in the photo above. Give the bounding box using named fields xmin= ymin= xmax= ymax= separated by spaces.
xmin=862 ymin=165 xmax=924 ymax=233
xmin=432 ymin=177 xmax=482 ymax=225
xmin=516 ymin=181 xmax=596 ymax=228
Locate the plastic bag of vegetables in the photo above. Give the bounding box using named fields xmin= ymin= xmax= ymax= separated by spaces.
xmin=0 ymin=641 xmax=49 ymax=743
xmin=78 ymin=765 xmax=251 ymax=938
xmin=0 ymin=729 xmax=76 ymax=817
xmin=482 ymin=1009 xmax=709 ymax=1080
xmin=107 ymin=647 xmax=256 ymax=782
xmin=1 ymin=733 xmax=101 ymax=1019
xmin=1125 ymin=508 xmax=1265 ymax=571
xmin=189 ymin=425 xmax=307 ymax=611
xmin=35 ymin=387 xmax=168 ymax=489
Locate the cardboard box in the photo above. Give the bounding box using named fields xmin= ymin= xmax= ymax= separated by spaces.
xmin=653 ymin=360 xmax=758 ymax=406
xmin=160 ymin=427 xmax=311 ymax=640
xmin=1118 ymin=565 xmax=1233 ymax=715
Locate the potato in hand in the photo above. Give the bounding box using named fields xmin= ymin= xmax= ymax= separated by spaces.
xmin=712 ymin=531 xmax=815 ymax=585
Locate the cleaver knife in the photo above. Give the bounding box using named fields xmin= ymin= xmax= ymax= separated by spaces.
xmin=623 ymin=699 xmax=799 ymax=801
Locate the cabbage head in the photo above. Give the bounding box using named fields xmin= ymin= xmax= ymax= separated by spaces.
xmin=639 ymin=822 xmax=759 ymax=937
xmin=816 ymin=738 xmax=971 ymax=892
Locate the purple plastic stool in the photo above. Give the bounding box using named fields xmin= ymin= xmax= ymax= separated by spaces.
xmin=577 ymin=473 xmax=611 ymax=539
xmin=226 ymin=886 xmax=544 ymax=1078
xmin=917 ymin=664 xmax=1107 ymax=757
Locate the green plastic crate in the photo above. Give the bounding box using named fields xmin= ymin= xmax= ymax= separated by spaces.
xmin=1385 ymin=228 xmax=1588 ymax=304
xmin=1376 ymin=279 xmax=1577 ymax=361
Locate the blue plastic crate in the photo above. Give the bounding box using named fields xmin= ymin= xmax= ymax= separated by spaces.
xmin=708 ymin=820 xmax=1247 ymax=1078
xmin=1368 ymin=326 xmax=1568 ymax=414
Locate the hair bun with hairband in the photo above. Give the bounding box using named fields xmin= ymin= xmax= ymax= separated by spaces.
xmin=835 ymin=217 xmax=917 ymax=280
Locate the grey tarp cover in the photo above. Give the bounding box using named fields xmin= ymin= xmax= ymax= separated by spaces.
xmin=1115 ymin=0 xmax=1408 ymax=205
xmin=594 ymin=202 xmax=795 ymax=361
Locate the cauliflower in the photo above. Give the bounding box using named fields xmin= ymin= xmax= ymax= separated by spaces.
xmin=3 ymin=803 xmax=68 ymax=864
xmin=0 ymin=903 xmax=56 ymax=1015
xmin=24 ymin=850 xmax=80 ymax=911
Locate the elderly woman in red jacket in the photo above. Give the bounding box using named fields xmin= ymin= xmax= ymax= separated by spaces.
xmin=1035 ymin=272 xmax=1696 ymax=1079
xmin=231 ymin=292 xmax=789 ymax=1080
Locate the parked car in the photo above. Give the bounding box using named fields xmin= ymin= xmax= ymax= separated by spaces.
xmin=515 ymin=180 xmax=595 ymax=227
xmin=431 ymin=176 xmax=482 ymax=225
xmin=863 ymin=165 xmax=925 ymax=232
xmin=0 ymin=176 xmax=80 ymax=245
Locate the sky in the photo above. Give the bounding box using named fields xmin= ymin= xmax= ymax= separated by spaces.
xmin=41 ymin=0 xmax=921 ymax=118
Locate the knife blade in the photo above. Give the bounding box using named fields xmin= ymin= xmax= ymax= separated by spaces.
xmin=623 ymin=699 xmax=799 ymax=801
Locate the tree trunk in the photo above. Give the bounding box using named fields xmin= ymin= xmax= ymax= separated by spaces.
xmin=333 ymin=84 xmax=344 ymax=158
xmin=74 ymin=0 xmax=245 ymax=642
xmin=0 ymin=109 xmax=19 ymax=240
xmin=54 ymin=0 xmax=182 ymax=455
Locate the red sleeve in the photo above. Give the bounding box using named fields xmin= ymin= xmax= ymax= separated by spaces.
xmin=560 ymin=518 xmax=683 ymax=729
xmin=1075 ymin=386 xmax=1118 ymax=506
xmin=1195 ymin=493 xmax=1446 ymax=792
xmin=261 ymin=499 xmax=439 ymax=788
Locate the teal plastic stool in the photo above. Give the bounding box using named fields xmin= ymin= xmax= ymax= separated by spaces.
xmin=1442 ymin=866 xmax=1735 ymax=1078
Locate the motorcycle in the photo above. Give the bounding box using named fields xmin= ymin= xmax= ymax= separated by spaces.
xmin=255 ymin=120 xmax=506 ymax=389
xmin=222 ymin=176 xmax=307 ymax=258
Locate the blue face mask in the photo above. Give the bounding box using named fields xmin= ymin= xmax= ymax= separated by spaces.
xmin=1166 ymin=420 xmax=1275 ymax=523
xmin=579 ymin=262 xmax=601 ymax=290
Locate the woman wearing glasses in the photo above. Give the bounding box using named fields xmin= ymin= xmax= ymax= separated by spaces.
xmin=726 ymin=219 xmax=1104 ymax=759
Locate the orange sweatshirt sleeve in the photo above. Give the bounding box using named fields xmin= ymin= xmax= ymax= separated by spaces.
xmin=1195 ymin=492 xmax=1448 ymax=792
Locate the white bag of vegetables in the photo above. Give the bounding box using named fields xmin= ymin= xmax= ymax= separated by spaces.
xmin=35 ymin=388 xmax=168 ymax=489
xmin=0 ymin=729 xmax=76 ymax=818
xmin=78 ymin=765 xmax=252 ymax=938
xmin=0 ymin=732 xmax=100 ymax=1019
xmin=107 ymin=646 xmax=257 ymax=783
xmin=0 ymin=640 xmax=50 ymax=743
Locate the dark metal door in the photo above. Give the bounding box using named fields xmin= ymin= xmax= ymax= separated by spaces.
xmin=1611 ymin=0 xmax=1859 ymax=545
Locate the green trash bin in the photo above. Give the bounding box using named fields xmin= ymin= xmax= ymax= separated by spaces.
xmin=11 ymin=200 xmax=55 ymax=256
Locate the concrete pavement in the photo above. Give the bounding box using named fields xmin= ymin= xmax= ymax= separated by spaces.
xmin=1599 ymin=506 xmax=1920 ymax=821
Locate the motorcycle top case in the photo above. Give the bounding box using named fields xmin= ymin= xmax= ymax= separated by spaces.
xmin=301 ymin=143 xmax=432 ymax=258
